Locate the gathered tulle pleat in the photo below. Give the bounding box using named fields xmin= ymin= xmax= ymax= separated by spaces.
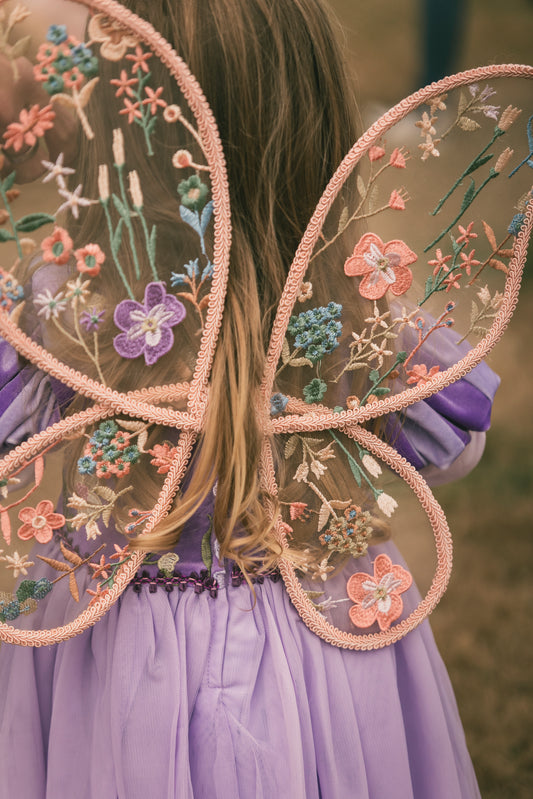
xmin=0 ymin=577 xmax=480 ymax=799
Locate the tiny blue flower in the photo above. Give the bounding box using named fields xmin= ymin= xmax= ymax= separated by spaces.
xmin=77 ymin=455 xmax=96 ymax=475
xmin=33 ymin=578 xmax=53 ymax=600
xmin=71 ymin=43 xmax=93 ymax=63
xmin=77 ymin=55 xmax=99 ymax=77
xmin=53 ymin=54 xmax=73 ymax=73
xmin=508 ymin=213 xmax=525 ymax=237
xmin=44 ymin=74 xmax=64 ymax=95
xmin=201 ymin=260 xmax=214 ymax=280
xmin=46 ymin=24 xmax=68 ymax=44
xmin=99 ymin=421 xmax=119 ymax=437
xmin=2 ymin=600 xmax=21 ymax=621
xmin=170 ymin=272 xmax=187 ymax=287
xmin=122 ymin=445 xmax=141 ymax=463
xmin=270 ymin=393 xmax=289 ymax=415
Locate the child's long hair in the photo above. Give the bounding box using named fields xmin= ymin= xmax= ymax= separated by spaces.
xmin=45 ymin=0 xmax=364 ymax=572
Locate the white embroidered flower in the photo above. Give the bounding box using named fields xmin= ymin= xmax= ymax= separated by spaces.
xmin=419 ymin=136 xmax=440 ymax=161
xmin=65 ymin=276 xmax=91 ymax=306
xmin=364 ymin=302 xmax=390 ymax=329
xmin=310 ymin=459 xmax=327 ymax=480
xmin=363 ymin=243 xmax=400 ymax=287
xmin=128 ymin=170 xmax=143 ymax=208
xmin=126 ymin=304 xmax=177 ymax=348
xmin=377 ymin=492 xmax=398 ymax=517
xmin=361 ymin=453 xmax=382 ymax=478
xmin=392 ymin=306 xmax=418 ymax=331
xmin=0 ymin=551 xmax=35 ymax=578
xmin=98 ymin=164 xmax=110 ymax=201
xmin=85 ymin=520 xmax=102 ymax=540
xmin=294 ymin=461 xmax=309 ymax=482
xmin=157 ymin=552 xmax=180 ymax=577
xmin=415 ymin=111 xmax=437 ymax=137
xmin=360 ymin=572 xmax=403 ymax=613
xmin=57 ymin=184 xmax=95 ymax=219
xmin=368 ymin=339 xmax=393 ymax=368
xmin=34 ymin=289 xmax=67 ymax=319
xmin=41 ymin=152 xmax=75 ymax=189
xmin=311 ymin=557 xmax=335 ymax=582
xmin=112 ymin=127 xmax=125 ymax=166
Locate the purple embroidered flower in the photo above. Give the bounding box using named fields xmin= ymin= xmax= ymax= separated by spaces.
xmin=113 ymin=282 xmax=186 ymax=365
xmin=80 ymin=307 xmax=105 ymax=332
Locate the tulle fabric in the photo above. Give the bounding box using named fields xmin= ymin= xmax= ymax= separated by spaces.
xmin=0 ymin=562 xmax=480 ymax=799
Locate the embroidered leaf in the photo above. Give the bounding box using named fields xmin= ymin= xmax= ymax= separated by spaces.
xmin=330 ymin=500 xmax=352 ymax=509
xmin=457 ymin=116 xmax=481 ymax=132
xmin=9 ymin=301 xmax=25 ymax=324
xmin=0 ymin=229 xmax=15 ymax=242
xmin=317 ymin=503 xmax=331 ymax=532
xmin=176 ymin=292 xmax=195 ymax=304
xmin=305 ymin=438 xmax=325 ymax=448
xmin=15 ymin=213 xmax=55 ymax=233
xmin=78 ymin=77 xmax=100 ymax=107
xmin=93 ymin=485 xmax=118 ymax=501
xmin=337 ymin=206 xmax=349 ymax=234
xmin=34 ymin=455 xmax=44 ymax=487
xmin=101 ymin=507 xmax=113 ymax=527
xmin=1 ymin=172 xmax=16 ymax=192
xmin=9 ymin=34 xmax=31 ymax=59
xmin=112 ymin=217 xmax=124 ymax=250
xmin=367 ymin=184 xmax=380 ymax=214
xmin=69 ymin=572 xmax=80 ymax=603
xmin=179 ymin=205 xmax=202 ymax=236
xmin=137 ymin=430 xmax=148 ymax=452
xmin=373 ymin=387 xmax=391 ymax=396
xmin=117 ymin=420 xmax=144 ymax=432
xmin=368 ymin=369 xmax=380 ymax=383
xmin=37 ymin=555 xmax=70 ymax=572
xmin=112 ymin=194 xmax=129 ymax=219
xmin=345 ymin=362 xmax=366 ymax=371
xmin=149 ymin=224 xmax=157 ymax=256
xmin=281 ymin=338 xmax=290 ymax=364
xmin=470 ymin=300 xmax=479 ymax=323
xmin=305 ymin=591 xmax=325 ymax=600
xmin=290 ymin=357 xmax=314 ymax=367
xmin=457 ymin=90 xmax=468 ymax=116
xmin=201 ymin=528 xmax=213 ymax=574
xmin=348 ymin=458 xmax=362 ymax=487
xmin=473 ymin=325 xmax=488 ymax=336
xmin=356 ymin=174 xmax=366 ymax=197
xmin=198 ymin=295 xmax=210 ymax=310
xmin=200 ymin=200 xmax=214 ymax=236
xmin=482 ymin=220 xmax=498 ymax=250
xmin=460 ymin=180 xmax=476 ymax=213
xmin=425 ymin=275 xmax=434 ymax=296
xmin=1 ymin=510 xmax=12 ymax=545
xmin=489 ymin=258 xmax=508 ymax=272
xmin=284 ymin=435 xmax=299 ymax=459
xmin=60 ymin=541 xmax=83 ymax=567
xmin=465 ymin=153 xmax=493 ymax=175
xmin=50 ymin=93 xmax=77 ymax=109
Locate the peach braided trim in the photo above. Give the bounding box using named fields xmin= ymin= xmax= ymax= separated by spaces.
xmin=262 ymin=424 xmax=452 ymax=650
xmin=0 ymin=0 xmax=232 ymax=430
xmin=263 ymin=64 xmax=533 ymax=430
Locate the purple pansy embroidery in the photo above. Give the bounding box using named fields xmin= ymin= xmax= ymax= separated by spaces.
xmin=113 ymin=282 xmax=186 ymax=365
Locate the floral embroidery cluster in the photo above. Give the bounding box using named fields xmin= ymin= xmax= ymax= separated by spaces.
xmin=0 ymin=10 xmax=216 ymax=383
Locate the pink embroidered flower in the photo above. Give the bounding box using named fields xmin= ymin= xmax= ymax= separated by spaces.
xmin=389 ymin=147 xmax=407 ymax=168
xmin=344 ymin=233 xmax=417 ymax=300
xmin=120 ymin=98 xmax=143 ymax=123
xmin=63 ymin=68 xmax=84 ymax=91
xmin=17 ymin=500 xmax=66 ymax=544
xmin=443 ymin=272 xmax=462 ymax=292
xmin=163 ymin=104 xmax=181 ymax=123
xmin=347 ymin=553 xmax=412 ymax=631
xmin=126 ymin=45 xmax=153 ymax=74
xmin=289 ymin=502 xmax=310 ymax=521
xmin=110 ymin=69 xmax=138 ymax=97
xmin=456 ymin=222 xmax=478 ymax=246
xmin=388 ymin=188 xmax=408 ymax=210
xmin=148 ymin=443 xmax=179 ymax=474
xmin=143 ymin=86 xmax=167 ymax=114
xmin=3 ymin=104 xmax=56 ymax=152
xmin=428 ymin=248 xmax=452 ymax=275
xmin=368 ymin=145 xmax=385 ymax=162
xmin=458 ymin=249 xmax=481 ymax=276
xmin=406 ymin=363 xmax=440 ymax=385
xmin=42 ymin=227 xmax=73 ymax=265
xmin=75 ymin=243 xmax=105 ymax=277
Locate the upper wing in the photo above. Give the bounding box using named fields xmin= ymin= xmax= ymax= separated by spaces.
xmin=263 ymin=66 xmax=533 ymax=649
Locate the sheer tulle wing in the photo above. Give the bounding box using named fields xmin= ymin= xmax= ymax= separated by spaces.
xmin=263 ymin=66 xmax=533 ymax=648
xmin=0 ymin=0 xmax=230 ymax=643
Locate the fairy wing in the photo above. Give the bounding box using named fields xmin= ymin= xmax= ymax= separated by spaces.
xmin=0 ymin=0 xmax=230 ymax=643
xmin=263 ymin=66 xmax=533 ymax=648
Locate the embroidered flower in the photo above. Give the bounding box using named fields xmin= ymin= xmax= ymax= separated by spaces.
xmin=110 ymin=69 xmax=138 ymax=97
xmin=41 ymin=152 xmax=75 ymax=189
xmin=508 ymin=213 xmax=525 ymax=237
xmin=89 ymin=555 xmax=110 ymax=580
xmin=361 ymin=453 xmax=382 ymax=478
xmin=143 ymin=86 xmax=166 ymax=114
xmin=347 ymin=553 xmax=412 ymax=630
xmin=429 ymin=94 xmax=447 ymax=114
xmin=319 ymin=506 xmax=373 ymax=559
xmin=163 ymin=104 xmax=181 ymax=123
xmin=34 ymin=289 xmax=67 ymax=319
xmin=458 ymin=249 xmax=481 ymax=276
xmin=0 ymin=551 xmax=35 ymax=578
xmin=65 ymin=276 xmax=91 ymax=305
xmin=75 ymin=243 xmax=105 ymax=276
xmin=455 ymin=222 xmax=477 ymax=246
xmin=388 ymin=188 xmax=408 ymax=210
xmin=443 ymin=272 xmax=462 ymax=292
xmin=46 ymin=24 xmax=68 ymax=45
xmin=41 ymin=227 xmax=73 ymax=265
xmin=120 ymin=98 xmax=142 ymax=123
xmin=287 ymin=303 xmax=342 ymax=363
xmin=270 ymin=393 xmax=289 ymax=415
xmin=419 ymin=136 xmax=440 ymax=161
xmin=368 ymin=339 xmax=393 ymax=368
xmin=178 ymin=175 xmax=209 ymax=211
xmin=415 ymin=112 xmax=437 ymax=137
xmin=3 ymin=104 xmax=55 ymax=152
xmin=126 ymin=45 xmax=153 ymax=74
xmin=80 ymin=307 xmax=105 ymax=332
xmin=88 ymin=14 xmax=138 ymax=61
xmin=289 ymin=502 xmax=310 ymax=521
xmin=303 ymin=378 xmax=328 ymax=404
xmin=172 ymin=149 xmax=193 ymax=169
xmin=368 ymin=145 xmax=386 ymax=162
xmin=114 ymin=282 xmax=186 ymax=365
xmin=310 ymin=557 xmax=335 ymax=582
xmin=57 ymin=184 xmax=95 ymax=219
xmin=297 ymin=281 xmax=313 ymax=302
xmin=406 ymin=363 xmax=440 ymax=385
xmin=377 ymin=492 xmax=398 ymax=517
xmin=148 ymin=442 xmax=179 ymax=474
xmin=344 ymin=233 xmax=416 ymax=300
xmin=389 ymin=147 xmax=408 ymax=168
xmin=17 ymin=500 xmax=65 ymax=544
xmin=428 ymin=248 xmax=452 ymax=275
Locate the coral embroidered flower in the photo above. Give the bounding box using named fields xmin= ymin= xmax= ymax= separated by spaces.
xmin=41 ymin=227 xmax=73 ymax=265
xmin=17 ymin=500 xmax=65 ymax=544
xmin=120 ymin=98 xmax=142 ymax=123
xmin=368 ymin=145 xmax=385 ymax=162
xmin=388 ymin=189 xmax=408 ymax=210
xmin=113 ymin=282 xmax=186 ymax=365
xmin=3 ymin=104 xmax=56 ymax=152
xmin=110 ymin=69 xmax=138 ymax=97
xmin=389 ymin=147 xmax=408 ymax=168
xmin=148 ymin=443 xmax=179 ymax=474
xmin=344 ymin=233 xmax=417 ymax=300
xmin=458 ymin=249 xmax=481 ymax=276
xmin=75 ymin=243 xmax=105 ymax=276
xmin=163 ymin=104 xmax=181 ymax=123
xmin=126 ymin=45 xmax=153 ymax=74
xmin=289 ymin=502 xmax=310 ymax=521
xmin=143 ymin=86 xmax=167 ymax=114
xmin=406 ymin=363 xmax=440 ymax=385
xmin=346 ymin=553 xmax=412 ymax=630
xmin=455 ymin=222 xmax=478 ymax=246
xmin=172 ymin=149 xmax=193 ymax=169
xmin=428 ymin=248 xmax=452 ymax=275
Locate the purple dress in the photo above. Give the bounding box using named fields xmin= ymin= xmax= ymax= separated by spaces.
xmin=0 ymin=337 xmax=497 ymax=799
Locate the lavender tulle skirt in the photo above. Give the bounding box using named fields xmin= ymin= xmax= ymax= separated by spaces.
xmin=0 ymin=565 xmax=480 ymax=799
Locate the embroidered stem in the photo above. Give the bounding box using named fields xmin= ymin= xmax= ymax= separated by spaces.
xmin=329 ymin=431 xmax=378 ymax=498
xmin=359 ymin=352 xmax=407 ymax=407
xmin=71 ymin=84 xmax=95 ymax=140
xmin=116 ymin=164 xmax=141 ymax=279
xmin=72 ymin=306 xmax=106 ymax=385
xmin=51 ymin=315 xmax=106 ymax=386
xmin=468 ymin=231 xmax=513 ymax=284
xmin=101 ymin=198 xmax=135 ymax=300
xmin=403 ymin=305 xmax=454 ymax=369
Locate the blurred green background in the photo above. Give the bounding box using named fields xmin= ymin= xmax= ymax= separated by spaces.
xmin=329 ymin=1 xmax=532 ymax=796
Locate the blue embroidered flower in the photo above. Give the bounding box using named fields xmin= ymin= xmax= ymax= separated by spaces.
xmin=71 ymin=43 xmax=93 ymax=64
xmin=287 ymin=304 xmax=342 ymax=364
xmin=77 ymin=455 xmax=96 ymax=475
xmin=0 ymin=600 xmax=21 ymax=621
xmin=171 ymin=258 xmax=200 ymax=286
xmin=53 ymin=54 xmax=74 ymax=73
xmin=77 ymin=55 xmax=99 ymax=78
xmin=44 ymin=74 xmax=65 ymax=95
xmin=46 ymin=24 xmax=68 ymax=44
xmin=508 ymin=213 xmax=525 ymax=237
xmin=270 ymin=393 xmax=289 ymax=415
xmin=122 ymin=445 xmax=141 ymax=463
xmin=33 ymin=578 xmax=53 ymax=600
